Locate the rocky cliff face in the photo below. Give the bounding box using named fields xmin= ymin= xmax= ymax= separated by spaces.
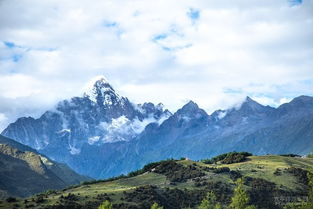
xmin=2 ymin=77 xmax=313 ymax=179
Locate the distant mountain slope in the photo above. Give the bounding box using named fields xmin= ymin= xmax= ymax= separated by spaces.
xmin=0 ymin=135 xmax=91 ymax=198
xmin=1 ymin=154 xmax=312 ymax=209
xmin=2 ymin=77 xmax=313 ymax=179
xmin=89 ymin=95 xmax=313 ymax=178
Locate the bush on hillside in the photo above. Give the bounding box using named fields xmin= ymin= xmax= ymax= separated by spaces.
xmin=280 ymin=154 xmax=301 ymax=157
xmin=201 ymin=152 xmax=252 ymax=165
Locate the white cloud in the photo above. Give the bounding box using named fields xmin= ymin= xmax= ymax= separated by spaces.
xmin=0 ymin=0 xmax=312 ymax=130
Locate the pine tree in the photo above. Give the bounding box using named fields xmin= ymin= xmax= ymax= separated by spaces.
xmin=199 ymin=191 xmax=222 ymax=209
xmin=229 ymin=178 xmax=256 ymax=209
xmin=98 ymin=200 xmax=113 ymax=209
xmin=151 ymin=202 xmax=164 ymax=209
xmin=215 ymin=203 xmax=222 ymax=209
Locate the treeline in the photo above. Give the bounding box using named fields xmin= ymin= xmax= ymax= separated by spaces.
xmin=201 ymin=152 xmax=252 ymax=164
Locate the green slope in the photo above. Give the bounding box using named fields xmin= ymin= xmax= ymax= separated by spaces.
xmin=0 ymin=136 xmax=92 ymax=199
xmin=0 ymin=155 xmax=312 ymax=209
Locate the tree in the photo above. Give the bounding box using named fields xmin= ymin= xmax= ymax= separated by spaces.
xmin=229 ymin=178 xmax=256 ymax=209
xmin=199 ymin=191 xmax=222 ymax=209
xmin=215 ymin=203 xmax=222 ymax=209
xmin=98 ymin=200 xmax=113 ymax=209
xmin=151 ymin=202 xmax=164 ymax=209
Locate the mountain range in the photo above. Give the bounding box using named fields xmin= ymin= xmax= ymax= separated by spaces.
xmin=2 ymin=77 xmax=313 ymax=179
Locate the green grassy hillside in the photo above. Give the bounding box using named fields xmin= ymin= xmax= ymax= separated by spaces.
xmin=0 ymin=139 xmax=91 ymax=199
xmin=0 ymin=154 xmax=312 ymax=209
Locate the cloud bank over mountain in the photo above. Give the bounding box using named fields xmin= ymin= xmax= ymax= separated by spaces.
xmin=0 ymin=0 xmax=312 ymax=130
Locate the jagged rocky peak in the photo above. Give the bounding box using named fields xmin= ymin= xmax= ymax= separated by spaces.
xmin=176 ymin=100 xmax=208 ymax=119
xmin=84 ymin=76 xmax=124 ymax=106
xmin=242 ymin=96 xmax=263 ymax=109
xmin=181 ymin=100 xmax=199 ymax=111
xmin=137 ymin=102 xmax=172 ymax=119
xmin=211 ymin=109 xmax=227 ymax=121
xmin=233 ymin=96 xmax=273 ymax=115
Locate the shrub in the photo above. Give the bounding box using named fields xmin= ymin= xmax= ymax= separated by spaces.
xmin=201 ymin=152 xmax=252 ymax=165
xmin=6 ymin=197 xmax=17 ymax=202
xmin=285 ymin=167 xmax=309 ymax=185
xmin=213 ymin=167 xmax=230 ymax=174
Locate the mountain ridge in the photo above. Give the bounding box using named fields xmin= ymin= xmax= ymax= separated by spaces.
xmin=2 ymin=78 xmax=313 ymax=178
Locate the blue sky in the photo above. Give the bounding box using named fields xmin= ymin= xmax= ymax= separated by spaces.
xmin=0 ymin=0 xmax=312 ymax=130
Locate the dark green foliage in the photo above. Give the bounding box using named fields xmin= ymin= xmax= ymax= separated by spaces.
xmin=201 ymin=152 xmax=252 ymax=164
xmin=229 ymin=170 xmax=242 ymax=181
xmin=34 ymin=195 xmax=45 ymax=203
xmin=285 ymin=167 xmax=309 ymax=185
xmin=244 ymin=177 xmax=279 ymax=209
xmin=280 ymin=154 xmax=301 ymax=157
xmin=212 ymin=167 xmax=230 ymax=174
xmin=42 ymin=202 xmax=83 ymax=209
xmin=274 ymin=168 xmax=282 ymax=176
xmin=120 ymin=182 xmax=232 ymax=209
xmin=127 ymin=160 xmax=170 ymax=177
xmin=201 ymin=159 xmax=214 ymax=164
xmin=121 ymin=185 xmax=210 ymax=209
xmin=5 ymin=197 xmax=17 ymax=202
xmin=95 ymin=193 xmax=111 ymax=201
xmin=284 ymin=168 xmax=313 ymax=209
xmin=151 ymin=160 xmax=205 ymax=182
xmin=220 ymin=152 xmax=252 ymax=164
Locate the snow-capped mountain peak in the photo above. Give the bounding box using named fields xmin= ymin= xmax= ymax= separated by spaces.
xmin=2 ymin=76 xmax=172 ymax=158
xmin=84 ymin=76 xmax=123 ymax=106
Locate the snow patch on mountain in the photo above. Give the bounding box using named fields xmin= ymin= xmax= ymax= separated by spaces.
xmin=58 ymin=129 xmax=71 ymax=133
xmin=69 ymin=145 xmax=80 ymax=155
xmin=157 ymin=111 xmax=172 ymax=125
xmin=217 ymin=111 xmax=227 ymax=119
xmin=83 ymin=76 xmax=124 ymax=107
xmin=88 ymin=136 xmax=100 ymax=145
xmin=99 ymin=114 xmax=170 ymax=143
